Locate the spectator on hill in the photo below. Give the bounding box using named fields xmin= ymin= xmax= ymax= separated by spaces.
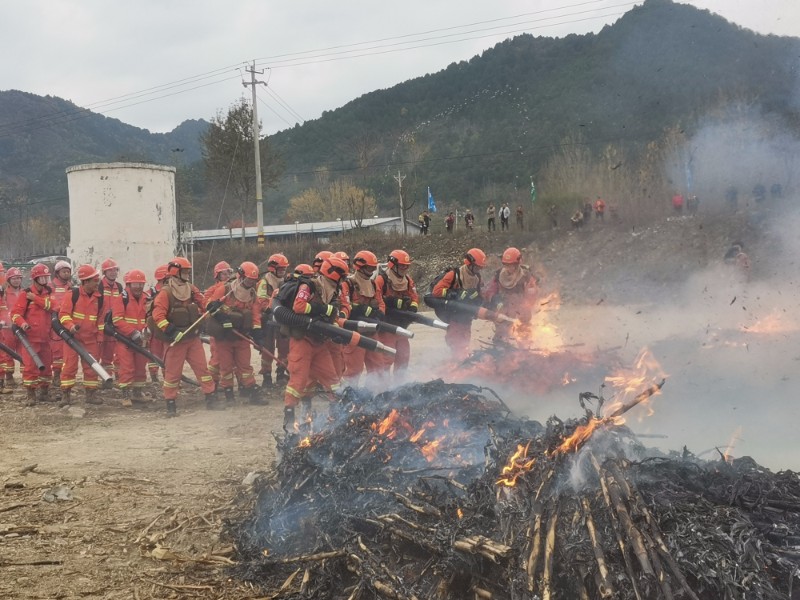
xmin=418 ymin=211 xmax=430 ymax=235
xmin=571 ymin=209 xmax=584 ymax=229
xmin=464 ymin=209 xmax=475 ymax=231
xmin=594 ymin=196 xmax=606 ymax=221
xmin=672 ymin=192 xmax=684 ymax=213
xmin=445 ymin=212 xmax=455 ymax=234
xmin=500 ymin=203 xmax=511 ymax=231
xmin=515 ymin=205 xmax=524 ymax=230
xmin=486 ymin=204 xmax=496 ymax=232
xmin=687 ymin=195 xmax=699 ymax=215
xmin=583 ymin=198 xmax=593 ymax=222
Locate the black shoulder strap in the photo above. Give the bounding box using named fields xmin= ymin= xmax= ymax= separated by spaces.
xmin=72 ymin=286 xmax=104 ymax=314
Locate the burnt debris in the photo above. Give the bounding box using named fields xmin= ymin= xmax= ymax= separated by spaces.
xmin=226 ymin=380 xmax=800 ymax=599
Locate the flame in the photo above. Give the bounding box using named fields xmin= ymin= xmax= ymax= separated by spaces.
xmin=457 ymin=508 xmax=464 ymax=519
xmin=409 ymin=429 xmax=426 ymax=443
xmin=740 ymin=312 xmax=797 ymax=335
xmin=420 ymin=438 xmax=444 ymax=462
xmin=371 ymin=408 xmax=413 ymax=439
xmin=722 ymin=426 xmax=743 ymax=462
xmin=298 ymin=437 xmax=311 ymax=448
xmin=602 ymin=348 xmax=666 ymax=419
xmin=496 ymin=442 xmax=536 ymax=487
xmin=552 ymin=416 xmax=624 ymax=456
xmin=561 ymin=371 xmax=575 ymax=386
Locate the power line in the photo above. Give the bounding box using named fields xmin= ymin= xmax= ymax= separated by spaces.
xmin=257 ymin=96 xmax=294 ymax=130
xmin=263 ymin=85 xmax=305 ymax=124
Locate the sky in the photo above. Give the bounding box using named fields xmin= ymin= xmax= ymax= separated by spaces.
xmin=0 ymin=0 xmax=797 ymax=135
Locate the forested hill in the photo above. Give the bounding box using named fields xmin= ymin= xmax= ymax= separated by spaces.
xmin=0 ymin=89 xmax=207 ymax=209
xmin=1 ymin=0 xmax=799 ymax=226
xmin=269 ymin=0 xmax=800 ymax=210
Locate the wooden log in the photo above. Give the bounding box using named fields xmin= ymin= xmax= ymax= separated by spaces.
xmin=590 ymin=454 xmax=643 ymax=600
xmin=642 ymin=530 xmax=674 ymax=600
xmin=599 ymin=466 xmax=654 ymax=576
xmin=473 ymin=587 xmax=493 ymax=599
xmin=581 ymin=497 xmax=614 ymax=598
xmin=453 ymin=535 xmax=512 ymax=562
xmin=525 ymin=512 xmax=543 ymax=593
xmin=273 ymin=550 xmax=346 ymax=564
xmin=541 ymin=503 xmax=560 ymax=600
xmin=357 ymin=487 xmax=442 ymax=517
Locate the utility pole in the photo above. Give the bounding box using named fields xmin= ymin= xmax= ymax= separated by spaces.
xmin=244 ymin=61 xmax=265 ymax=248
xmin=394 ymin=170 xmax=407 ymax=235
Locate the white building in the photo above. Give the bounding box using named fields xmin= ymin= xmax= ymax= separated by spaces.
xmin=66 ymin=162 xmax=177 ymax=282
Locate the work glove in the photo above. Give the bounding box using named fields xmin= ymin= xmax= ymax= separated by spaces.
xmin=251 ymin=328 xmax=266 ymax=345
xmin=70 ymin=324 xmax=80 ymax=334
xmin=310 ymin=302 xmax=336 ymax=318
xmin=206 ymin=300 xmax=223 ymax=313
xmin=164 ymin=324 xmax=183 ymax=343
xmin=20 ymin=323 xmax=31 ymax=331
xmin=130 ymin=330 xmax=143 ymax=345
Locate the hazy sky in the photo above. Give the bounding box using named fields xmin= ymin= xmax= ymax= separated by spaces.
xmin=0 ymin=0 xmax=797 ymax=135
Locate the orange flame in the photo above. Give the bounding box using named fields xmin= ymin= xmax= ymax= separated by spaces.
xmin=722 ymin=426 xmax=743 ymax=462
xmin=420 ymin=438 xmax=443 ymax=462
xmin=496 ymin=442 xmax=536 ymax=487
xmin=602 ymin=348 xmax=666 ymax=419
xmin=740 ymin=312 xmax=797 ymax=335
xmin=298 ymin=437 xmax=311 ymax=448
xmin=371 ymin=408 xmax=413 ymax=440
xmin=457 ymin=508 xmax=464 ymax=519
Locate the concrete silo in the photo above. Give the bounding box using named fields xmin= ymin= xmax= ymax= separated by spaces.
xmin=66 ymin=162 xmax=178 ymax=283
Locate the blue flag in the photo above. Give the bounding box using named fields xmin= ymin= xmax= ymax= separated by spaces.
xmin=427 ymin=186 xmax=437 ymax=213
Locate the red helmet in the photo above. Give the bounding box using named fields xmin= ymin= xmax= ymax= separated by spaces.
xmin=30 ymin=263 xmax=51 ymax=279
xmin=77 ymin=264 xmax=100 ymax=281
xmin=154 ymin=264 xmax=168 ymax=282
xmin=124 ymin=269 xmax=147 ymax=284
xmin=388 ymin=249 xmax=412 ymax=267
xmin=238 ymin=261 xmax=259 ymax=280
xmin=6 ymin=267 xmax=22 ymax=279
xmin=213 ymin=261 xmax=231 ymax=277
xmin=293 ymin=263 xmax=314 ymax=277
xmin=101 ymin=258 xmax=119 ymax=272
xmin=501 ymin=247 xmax=522 ymax=265
xmin=268 ymin=253 xmax=289 ymax=269
xmin=167 ymin=256 xmax=192 ymax=275
xmin=312 ymin=250 xmax=333 ymax=270
xmin=320 ymin=257 xmax=349 ymax=282
xmin=54 ymin=260 xmax=71 ymax=273
xmin=464 ymin=248 xmax=487 ymax=268
xmin=353 ymin=250 xmax=378 ymax=269
xmin=334 ymin=251 xmax=350 ymax=265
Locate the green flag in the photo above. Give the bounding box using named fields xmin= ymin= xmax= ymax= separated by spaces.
xmin=530 ymin=178 xmax=536 ymax=204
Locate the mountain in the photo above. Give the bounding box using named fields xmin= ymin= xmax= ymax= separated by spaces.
xmin=0 ymin=90 xmax=208 ymax=215
xmin=268 ymin=0 xmax=800 ymax=212
xmin=1 ymin=0 xmax=799 ymax=227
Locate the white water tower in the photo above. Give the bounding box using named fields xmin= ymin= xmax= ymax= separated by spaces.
xmin=66 ymin=162 xmax=178 ymax=283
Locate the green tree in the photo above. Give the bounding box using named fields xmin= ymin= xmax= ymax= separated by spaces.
xmin=201 ymin=98 xmax=283 ymax=239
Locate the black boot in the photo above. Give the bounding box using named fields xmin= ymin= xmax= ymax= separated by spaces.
xmin=25 ymin=388 xmax=37 ymax=407
xmin=246 ymin=386 xmax=268 ymax=405
xmin=276 ymin=369 xmax=289 ymax=385
xmin=36 ymin=387 xmax=50 ymax=403
xmin=59 ymin=388 xmax=72 ymax=407
xmin=223 ymin=388 xmax=235 ymax=404
xmin=283 ymin=406 xmax=296 ymax=432
xmin=150 ymin=371 xmax=160 ymax=383
xmin=206 ymin=392 xmax=226 ymax=411
xmin=261 ymin=375 xmax=274 ymax=389
xmin=166 ymin=399 xmax=177 ymax=417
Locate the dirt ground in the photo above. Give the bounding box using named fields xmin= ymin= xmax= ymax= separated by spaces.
xmin=2 ymin=204 xmax=797 ymax=598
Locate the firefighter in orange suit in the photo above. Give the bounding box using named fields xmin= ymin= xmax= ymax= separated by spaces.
xmin=431 ymin=248 xmax=487 ymax=361
xmin=256 ymin=253 xmax=290 ymax=388
xmin=343 ymin=250 xmax=386 ymax=382
xmin=312 ymin=250 xmax=332 ymax=274
xmin=145 ymin=264 xmax=168 ymax=383
xmin=328 ymin=251 xmax=353 ymax=377
xmin=1 ymin=266 xmax=24 ymax=388
xmin=206 ymin=261 xmax=264 ymax=405
xmin=205 ymin=261 xmax=232 ymax=387
xmin=0 ymin=262 xmax=13 ymax=395
xmin=98 ymin=258 xmax=123 ymax=379
xmin=150 ymin=257 xmax=217 ymax=417
xmin=276 ymin=258 xmax=348 ymax=431
xmin=11 ymin=263 xmax=55 ymax=405
xmin=482 ymin=247 xmax=539 ymax=343
xmin=112 ymin=269 xmax=150 ymax=406
xmin=58 ymin=265 xmax=103 ymax=406
xmin=50 ymin=260 xmax=73 ymax=392
xmin=374 ymin=250 xmax=419 ymax=376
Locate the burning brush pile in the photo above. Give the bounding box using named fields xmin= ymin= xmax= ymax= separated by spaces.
xmin=227 ymin=379 xmax=800 ymax=599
